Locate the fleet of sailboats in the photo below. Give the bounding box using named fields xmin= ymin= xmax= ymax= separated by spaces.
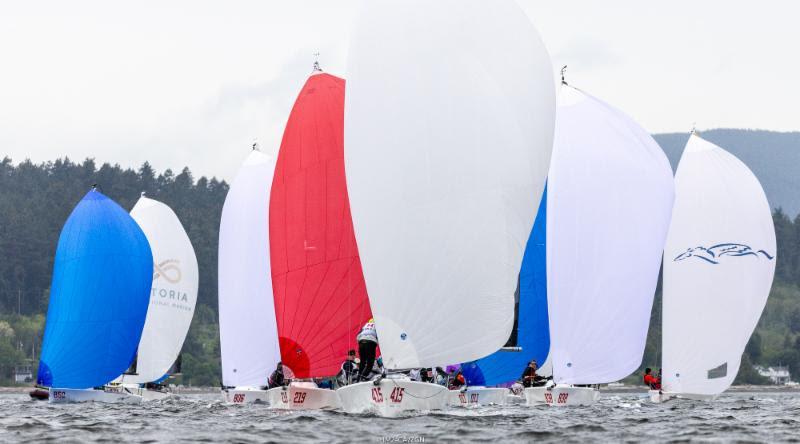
xmin=27 ymin=0 xmax=779 ymax=414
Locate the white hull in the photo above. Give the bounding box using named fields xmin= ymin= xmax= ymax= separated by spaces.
xmin=648 ymin=390 xmax=717 ymax=403
xmin=222 ymin=387 xmax=268 ymax=404
xmin=525 ymin=386 xmax=599 ymax=406
xmin=507 ymin=394 xmax=525 ymax=405
xmin=266 ymin=385 xmax=339 ymax=410
xmin=337 ymin=379 xmax=448 ymax=417
xmin=447 ymin=387 xmax=507 ymax=407
xmin=49 ymin=388 xmax=143 ymax=404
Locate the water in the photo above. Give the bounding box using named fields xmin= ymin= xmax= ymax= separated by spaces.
xmin=1 ymin=391 xmax=799 ymax=443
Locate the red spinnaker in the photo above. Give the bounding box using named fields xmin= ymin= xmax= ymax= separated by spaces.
xmin=269 ymin=73 xmax=374 ymax=378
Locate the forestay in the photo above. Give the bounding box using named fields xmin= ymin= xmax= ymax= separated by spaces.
xmin=462 ymin=187 xmax=550 ymax=386
xmin=219 ymin=151 xmax=281 ymax=387
xmin=120 ymin=196 xmax=198 ymax=384
xmin=269 ymin=73 xmax=373 ymax=378
xmin=37 ymin=190 xmax=153 ymax=389
xmin=345 ymin=0 xmax=555 ymax=369
xmin=547 ymin=86 xmax=674 ymax=384
xmin=662 ymin=134 xmax=776 ymax=396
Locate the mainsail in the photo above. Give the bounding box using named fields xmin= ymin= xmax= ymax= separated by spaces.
xmin=120 ymin=196 xmax=198 ymax=384
xmin=269 ymin=72 xmax=373 ymax=378
xmin=219 ymin=151 xmax=281 ymax=387
xmin=662 ymin=134 xmax=776 ymax=396
xmin=344 ymin=0 xmax=555 ymax=369
xmin=37 ymin=189 xmax=153 ymax=389
xmin=462 ymin=186 xmax=550 ymax=386
xmin=546 ymin=86 xmax=674 ymax=384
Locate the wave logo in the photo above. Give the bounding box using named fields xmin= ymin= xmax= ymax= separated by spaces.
xmin=674 ymin=243 xmax=774 ymax=264
xmin=153 ymin=259 xmax=182 ymax=283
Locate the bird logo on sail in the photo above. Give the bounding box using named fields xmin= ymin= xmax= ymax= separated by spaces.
xmin=153 ymin=259 xmax=182 ymax=283
xmin=673 ymin=243 xmax=774 ymax=264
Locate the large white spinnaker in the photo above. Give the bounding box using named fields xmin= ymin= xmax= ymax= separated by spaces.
xmin=219 ymin=150 xmax=280 ymax=388
xmin=546 ymin=86 xmax=674 ymax=385
xmin=344 ymin=0 xmax=555 ymax=370
xmin=122 ymin=196 xmax=198 ymax=384
xmin=662 ymin=134 xmax=776 ymax=397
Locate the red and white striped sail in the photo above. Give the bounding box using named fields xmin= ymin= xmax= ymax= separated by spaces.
xmin=269 ymin=72 xmax=373 ymax=378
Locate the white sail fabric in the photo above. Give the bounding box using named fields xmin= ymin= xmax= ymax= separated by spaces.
xmin=547 ymin=86 xmax=675 ymax=384
xmin=118 ymin=197 xmax=198 ymax=384
xmin=662 ymin=135 xmax=776 ymax=396
xmin=219 ymin=151 xmax=281 ymax=387
xmin=344 ymin=0 xmax=555 ymax=369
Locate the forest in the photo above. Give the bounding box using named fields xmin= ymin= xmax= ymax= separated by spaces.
xmin=0 ymin=156 xmax=798 ymax=386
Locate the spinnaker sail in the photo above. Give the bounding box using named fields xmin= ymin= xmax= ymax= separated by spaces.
xmin=546 ymin=86 xmax=674 ymax=384
xmin=120 ymin=196 xmax=198 ymax=384
xmin=662 ymin=134 xmax=776 ymax=396
xmin=270 ymin=72 xmax=373 ymax=378
xmin=219 ymin=151 xmax=280 ymax=387
xmin=344 ymin=0 xmax=555 ymax=369
xmin=37 ymin=189 xmax=153 ymax=389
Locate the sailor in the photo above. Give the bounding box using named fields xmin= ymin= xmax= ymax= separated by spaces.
xmin=356 ymin=318 xmax=379 ymax=381
xmin=365 ymin=356 xmax=385 ymax=381
xmin=448 ymin=369 xmax=466 ymax=390
xmin=420 ymin=368 xmax=435 ymax=383
xmin=338 ymin=349 xmax=359 ymax=386
xmin=520 ymin=360 xmax=547 ymax=387
xmin=268 ymin=361 xmax=288 ymax=389
xmin=434 ymin=367 xmax=448 ymax=386
xmin=643 ymin=367 xmax=661 ymax=390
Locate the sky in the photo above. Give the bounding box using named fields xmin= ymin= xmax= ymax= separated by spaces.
xmin=0 ymin=0 xmax=797 ymax=181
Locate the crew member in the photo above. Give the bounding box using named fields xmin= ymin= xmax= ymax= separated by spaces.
xmin=520 ymin=360 xmax=546 ymax=388
xmin=449 ymin=369 xmax=466 ymax=390
xmin=268 ymin=362 xmax=288 ymax=388
xmin=338 ymin=349 xmax=359 ymax=386
xmin=643 ymin=367 xmax=661 ymax=390
xmin=357 ymin=318 xmax=379 ymax=381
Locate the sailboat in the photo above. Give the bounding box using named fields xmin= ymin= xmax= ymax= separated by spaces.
xmin=650 ymin=133 xmax=776 ymax=403
xmin=338 ymin=0 xmax=555 ymax=417
xmin=219 ymin=149 xmax=281 ymax=404
xmin=36 ymin=188 xmax=154 ymax=403
xmin=457 ymin=187 xmax=550 ymax=407
xmin=526 ymin=84 xmax=674 ymax=406
xmin=110 ymin=194 xmax=198 ymax=401
xmin=265 ymin=69 xmax=371 ymax=410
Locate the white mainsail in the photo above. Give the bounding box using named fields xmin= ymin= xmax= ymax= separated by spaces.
xmin=344 ymin=0 xmax=555 ymax=369
xmin=122 ymin=196 xmax=198 ymax=384
xmin=547 ymin=86 xmax=675 ymax=384
xmin=662 ymin=134 xmax=776 ymax=396
xmin=219 ymin=150 xmax=281 ymax=387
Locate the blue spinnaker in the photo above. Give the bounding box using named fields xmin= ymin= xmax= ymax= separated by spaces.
xmin=462 ymin=186 xmax=549 ymax=386
xmin=37 ymin=189 xmax=153 ymax=389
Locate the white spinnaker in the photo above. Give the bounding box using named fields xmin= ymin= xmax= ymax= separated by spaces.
xmin=121 ymin=197 xmax=198 ymax=384
xmin=344 ymin=0 xmax=555 ymax=369
xmin=219 ymin=151 xmax=280 ymax=387
xmin=547 ymin=86 xmax=675 ymax=384
xmin=662 ymin=135 xmax=776 ymax=396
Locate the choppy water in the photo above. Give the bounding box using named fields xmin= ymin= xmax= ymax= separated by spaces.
xmin=1 ymin=391 xmax=798 ymax=443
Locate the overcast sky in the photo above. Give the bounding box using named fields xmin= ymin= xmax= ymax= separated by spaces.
xmin=1 ymin=1 xmax=797 ymax=181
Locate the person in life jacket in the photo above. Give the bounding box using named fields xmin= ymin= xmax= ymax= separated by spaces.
xmin=520 ymin=360 xmax=547 ymax=388
xmin=356 ymin=318 xmax=379 ymax=382
xmin=338 ymin=349 xmax=360 ymax=386
xmin=448 ymin=369 xmax=466 ymax=390
xmin=643 ymin=367 xmax=661 ymax=390
xmin=268 ymin=361 xmax=288 ymax=389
